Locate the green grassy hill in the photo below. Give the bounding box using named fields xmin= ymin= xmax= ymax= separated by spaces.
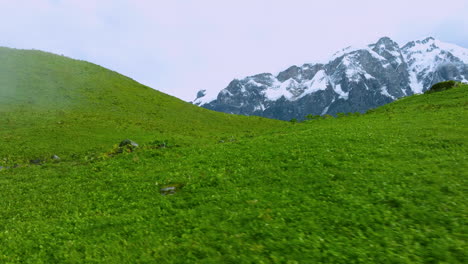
xmin=0 ymin=47 xmax=285 ymax=163
xmin=0 ymin=47 xmax=467 ymax=263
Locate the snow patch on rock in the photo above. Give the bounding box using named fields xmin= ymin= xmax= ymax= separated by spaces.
xmin=300 ymin=70 xmax=329 ymax=98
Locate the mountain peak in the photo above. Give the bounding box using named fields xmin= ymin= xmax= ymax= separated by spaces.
xmin=375 ymin=36 xmax=396 ymax=45
xmin=374 ymin=37 xmax=399 ymax=48
xmin=421 ymin=36 xmax=436 ymax=43
xmin=370 ymin=37 xmax=401 ymax=58
xmin=193 ymin=37 xmax=468 ymax=120
xmin=402 ymin=37 xmax=437 ymax=51
xmin=331 ymin=37 xmax=400 ymax=62
xmin=409 ymin=36 xmax=440 ymax=46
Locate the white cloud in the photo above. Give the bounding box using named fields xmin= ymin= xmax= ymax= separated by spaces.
xmin=0 ymin=0 xmax=467 ymax=100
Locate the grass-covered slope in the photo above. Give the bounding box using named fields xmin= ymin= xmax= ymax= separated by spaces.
xmin=0 ymin=47 xmax=284 ymax=163
xmin=0 ymin=47 xmax=467 ymax=263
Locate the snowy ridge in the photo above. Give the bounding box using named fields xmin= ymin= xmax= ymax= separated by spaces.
xmin=402 ymin=37 xmax=468 ymax=93
xmin=330 ymin=45 xmax=387 ymax=63
xmin=300 ymin=70 xmax=329 ymax=98
xmin=403 ymin=37 xmax=468 ymax=64
xmin=262 ymin=68 xmax=331 ymax=101
xmin=193 ymin=37 xmax=468 ymax=120
xmin=437 ymin=41 xmax=468 ymax=64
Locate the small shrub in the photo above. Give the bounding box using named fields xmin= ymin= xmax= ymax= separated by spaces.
xmin=305 ymin=114 xmax=321 ymax=120
xmin=149 ymin=140 xmax=170 ymax=148
xmin=425 ymin=80 xmax=460 ymax=94
xmin=105 ymin=144 xmax=126 ymax=156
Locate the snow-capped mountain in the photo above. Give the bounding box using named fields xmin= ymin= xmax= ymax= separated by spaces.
xmin=193 ymin=37 xmax=468 ymax=120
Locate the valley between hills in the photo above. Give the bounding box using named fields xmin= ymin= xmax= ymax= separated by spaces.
xmin=0 ymin=47 xmax=467 ymax=263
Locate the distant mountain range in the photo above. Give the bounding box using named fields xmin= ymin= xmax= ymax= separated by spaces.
xmin=193 ymin=37 xmax=468 ymax=120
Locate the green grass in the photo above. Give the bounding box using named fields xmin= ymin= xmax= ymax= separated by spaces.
xmin=0 ymin=47 xmax=285 ymax=164
xmin=0 ymin=47 xmax=467 ymax=263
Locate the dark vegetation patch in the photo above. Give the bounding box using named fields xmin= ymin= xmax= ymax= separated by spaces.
xmin=425 ymin=80 xmax=461 ymax=94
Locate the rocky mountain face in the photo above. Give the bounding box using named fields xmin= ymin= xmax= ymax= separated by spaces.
xmin=193 ymin=37 xmax=468 ymax=120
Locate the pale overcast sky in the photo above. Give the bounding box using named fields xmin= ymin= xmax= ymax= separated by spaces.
xmin=1 ymin=0 xmax=467 ymax=101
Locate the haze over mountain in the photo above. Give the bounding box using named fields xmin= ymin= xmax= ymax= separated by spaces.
xmin=193 ymin=37 xmax=468 ymax=120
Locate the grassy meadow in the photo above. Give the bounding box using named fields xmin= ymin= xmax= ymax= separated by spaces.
xmin=0 ymin=47 xmax=467 ymax=263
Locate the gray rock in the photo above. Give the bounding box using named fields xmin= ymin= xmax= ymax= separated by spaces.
xmin=51 ymin=155 xmax=60 ymax=161
xmin=30 ymin=159 xmax=43 ymax=165
xmin=160 ymin=186 xmax=176 ymax=195
xmin=119 ymin=139 xmax=139 ymax=148
xmin=196 ymin=89 xmax=206 ymax=98
xmin=159 ymin=183 xmax=183 ymax=196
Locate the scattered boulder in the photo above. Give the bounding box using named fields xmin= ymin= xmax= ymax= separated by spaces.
xmin=30 ymin=159 xmax=43 ymax=165
xmin=159 ymin=183 xmax=183 ymax=196
xmin=119 ymin=139 xmax=139 ymax=148
xmin=160 ymin=186 xmax=177 ymax=196
xmin=51 ymin=155 xmax=61 ymax=161
xmin=115 ymin=139 xmax=139 ymax=153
